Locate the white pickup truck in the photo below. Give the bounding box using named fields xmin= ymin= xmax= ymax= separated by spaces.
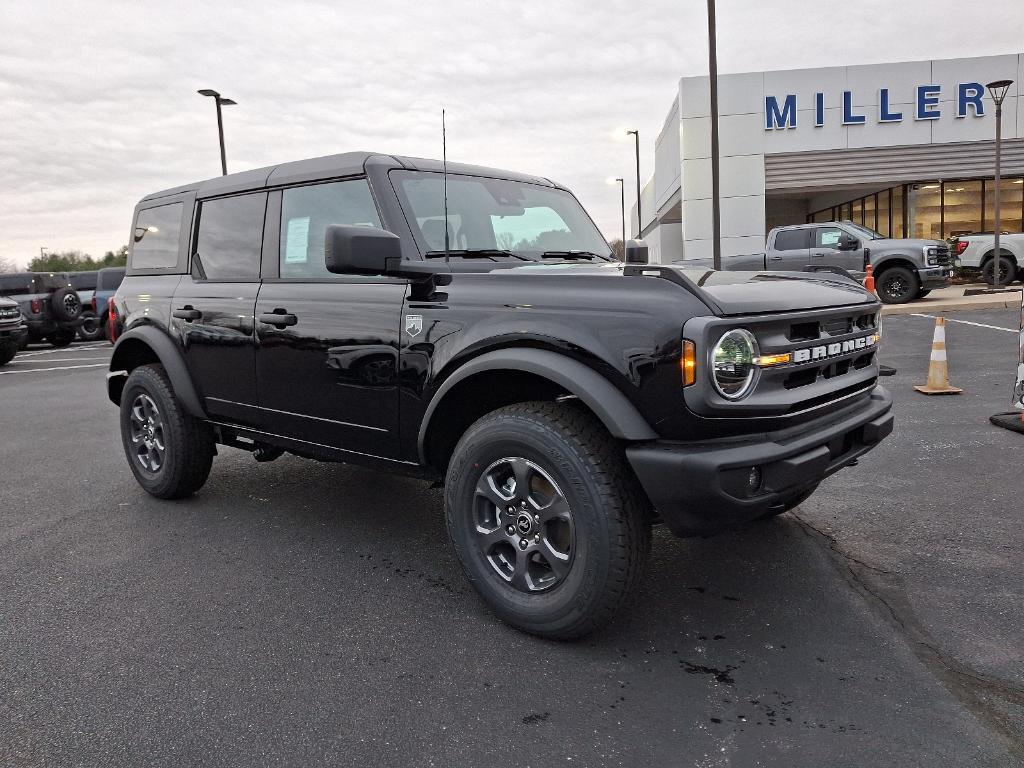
xmin=954 ymin=232 xmax=1024 ymax=285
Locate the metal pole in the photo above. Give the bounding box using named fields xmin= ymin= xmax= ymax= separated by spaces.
xmin=992 ymin=101 xmax=1002 ymax=288
xmin=708 ymin=0 xmax=722 ymax=270
xmin=632 ymin=132 xmax=642 ymax=236
xmin=215 ymin=98 xmax=227 ymax=176
xmin=619 ymin=178 xmax=626 ymax=248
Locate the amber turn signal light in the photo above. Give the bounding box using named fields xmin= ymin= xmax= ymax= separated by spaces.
xmin=682 ymin=340 xmax=696 ymax=386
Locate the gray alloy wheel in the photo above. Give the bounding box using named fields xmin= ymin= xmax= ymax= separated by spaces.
xmin=473 ymin=456 xmax=575 ymax=592
xmin=128 ymin=393 xmax=167 ymax=473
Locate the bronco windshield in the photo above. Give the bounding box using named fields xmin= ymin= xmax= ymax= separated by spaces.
xmin=392 ymin=171 xmax=612 ymax=260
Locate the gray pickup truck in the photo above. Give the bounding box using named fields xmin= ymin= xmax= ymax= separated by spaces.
xmin=684 ymin=221 xmax=952 ymax=304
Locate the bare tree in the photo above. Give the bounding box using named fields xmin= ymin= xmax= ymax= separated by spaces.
xmin=608 ymin=239 xmax=625 ymax=261
xmin=0 ymin=256 xmax=17 ymax=273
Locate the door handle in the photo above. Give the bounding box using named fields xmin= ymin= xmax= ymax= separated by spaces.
xmin=173 ymin=306 xmax=201 ymax=321
xmin=811 ymin=252 xmax=825 ymax=258
xmin=259 ymin=310 xmax=298 ymax=327
xmin=768 ymin=255 xmax=783 ymax=261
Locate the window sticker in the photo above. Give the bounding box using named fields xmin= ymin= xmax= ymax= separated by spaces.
xmin=821 ymin=230 xmax=842 ymax=246
xmin=285 ymin=217 xmax=310 ymax=263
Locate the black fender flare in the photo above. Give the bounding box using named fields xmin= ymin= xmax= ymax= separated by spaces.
xmin=417 ymin=347 xmax=658 ymax=464
xmin=872 ymin=255 xmax=919 ymax=275
xmin=107 ymin=325 xmax=205 ymax=418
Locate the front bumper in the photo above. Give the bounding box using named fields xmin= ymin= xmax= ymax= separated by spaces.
xmin=919 ymin=266 xmax=951 ymax=290
xmin=626 ymin=385 xmax=894 ymax=536
xmin=0 ymin=322 xmax=28 ymax=345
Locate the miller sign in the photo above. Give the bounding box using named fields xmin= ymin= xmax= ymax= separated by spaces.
xmin=765 ymin=83 xmax=989 ymax=130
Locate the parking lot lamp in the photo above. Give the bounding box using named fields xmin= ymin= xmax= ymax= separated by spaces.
xmin=608 ymin=177 xmax=626 ymax=251
xmin=986 ymin=80 xmax=1013 ymax=288
xmin=626 ymin=130 xmax=641 ymax=237
xmin=707 ymin=0 xmax=722 ymax=270
xmin=197 ymin=89 xmax=237 ymax=176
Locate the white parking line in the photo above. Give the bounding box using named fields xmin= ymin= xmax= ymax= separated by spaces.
xmin=11 ymin=356 xmax=110 ymax=365
xmin=18 ymin=344 xmax=109 ymax=357
xmin=909 ymin=313 xmax=1017 ymax=334
xmin=0 ymin=363 xmax=108 ymax=375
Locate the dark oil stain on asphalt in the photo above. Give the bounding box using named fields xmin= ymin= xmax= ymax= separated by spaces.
xmin=521 ymin=712 xmax=550 ymax=725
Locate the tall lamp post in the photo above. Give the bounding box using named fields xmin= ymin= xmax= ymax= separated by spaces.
xmin=608 ymin=177 xmax=626 ymax=250
xmin=197 ymin=89 xmax=237 ymax=176
xmin=986 ymin=79 xmax=1013 ymax=289
xmin=707 ymin=0 xmax=722 ymax=270
xmin=625 ymin=130 xmax=641 ymax=238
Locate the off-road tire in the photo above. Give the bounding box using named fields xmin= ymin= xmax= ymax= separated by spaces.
xmin=0 ymin=342 xmax=16 ymax=367
xmin=981 ymin=254 xmax=1017 ymax=286
xmin=50 ymin=287 xmax=81 ymax=322
xmin=445 ymin=401 xmax=651 ymax=639
xmin=77 ymin=311 xmax=103 ymax=341
xmin=48 ymin=329 xmax=76 ymax=348
xmin=119 ymin=363 xmax=215 ymax=499
xmin=876 ymin=266 xmax=917 ymax=304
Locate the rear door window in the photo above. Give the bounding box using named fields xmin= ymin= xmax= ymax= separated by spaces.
xmin=193 ymin=193 xmax=266 ymax=281
xmin=131 ymin=204 xmax=183 ymax=269
xmin=773 ymin=229 xmax=810 ymax=251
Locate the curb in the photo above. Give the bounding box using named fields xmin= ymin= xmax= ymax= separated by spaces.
xmin=882 ymin=294 xmax=1022 ymax=316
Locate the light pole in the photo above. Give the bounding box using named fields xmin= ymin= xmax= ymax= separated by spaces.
xmin=197 ymin=89 xmax=237 ymax=176
xmin=707 ymin=0 xmax=722 ymax=270
xmin=608 ymin=177 xmax=626 ymax=250
xmin=39 ymin=246 xmax=48 ymax=260
xmin=986 ymin=79 xmax=1013 ymax=289
xmin=625 ymin=130 xmax=641 ymax=238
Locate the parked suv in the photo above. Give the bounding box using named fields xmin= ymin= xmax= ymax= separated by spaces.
xmin=107 ymin=152 xmax=893 ymax=638
xmin=0 ymin=272 xmax=83 ymax=347
xmin=0 ymin=297 xmax=27 ymax=366
xmin=92 ymin=267 xmax=126 ymax=339
xmin=68 ymin=271 xmax=105 ymax=341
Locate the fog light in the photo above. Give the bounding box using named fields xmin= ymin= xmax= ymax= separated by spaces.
xmin=747 ymin=466 xmax=763 ymax=494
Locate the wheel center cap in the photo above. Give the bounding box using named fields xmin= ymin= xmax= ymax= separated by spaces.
xmin=515 ymin=513 xmax=534 ymax=535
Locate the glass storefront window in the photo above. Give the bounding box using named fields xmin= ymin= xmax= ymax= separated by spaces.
xmin=852 ymin=199 xmax=862 ymax=226
xmin=908 ymin=183 xmax=942 ymax=239
xmin=863 ymin=194 xmax=876 ymax=231
xmin=877 ymin=189 xmax=890 ymax=237
xmin=892 ymin=187 xmax=904 ymax=238
xmin=944 ymin=180 xmax=983 ymax=238
xmin=984 ymin=178 xmax=1024 ymax=233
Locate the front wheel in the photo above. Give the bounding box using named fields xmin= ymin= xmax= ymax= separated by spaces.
xmin=48 ymin=329 xmax=76 ymax=348
xmin=0 ymin=342 xmax=16 ymax=367
xmin=445 ymin=402 xmax=651 ymax=639
xmin=119 ymin=364 xmax=215 ymax=499
xmin=876 ymin=266 xmax=918 ymax=304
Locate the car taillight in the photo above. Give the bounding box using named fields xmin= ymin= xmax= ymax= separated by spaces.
xmin=955 ymin=240 xmax=969 ymax=255
xmin=91 ymin=296 xmax=97 ymax=313
xmin=30 ymin=298 xmax=42 ymax=314
xmin=108 ymin=302 xmax=120 ymax=343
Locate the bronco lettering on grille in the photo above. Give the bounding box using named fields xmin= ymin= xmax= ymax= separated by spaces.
xmin=792 ymin=334 xmax=876 ymax=363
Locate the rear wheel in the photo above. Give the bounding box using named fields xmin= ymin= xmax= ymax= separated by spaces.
xmin=445 ymin=402 xmax=651 ymax=639
xmin=876 ymin=266 xmax=917 ymax=304
xmin=981 ymin=254 xmax=1017 ymax=286
xmin=0 ymin=342 xmax=16 ymax=367
xmin=48 ymin=329 xmax=76 ymax=347
xmin=119 ymin=364 xmax=215 ymax=499
xmin=77 ymin=311 xmax=103 ymax=341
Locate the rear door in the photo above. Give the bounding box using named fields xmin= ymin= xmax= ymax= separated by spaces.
xmin=810 ymin=225 xmax=865 ymax=274
xmin=770 ymin=228 xmax=812 ymax=270
xmin=254 ymin=178 xmax=406 ymax=459
xmin=172 ymin=191 xmax=266 ymax=425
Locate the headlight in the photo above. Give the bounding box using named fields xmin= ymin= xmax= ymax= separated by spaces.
xmin=924 ymin=245 xmax=939 ymax=265
xmin=711 ymin=328 xmax=759 ymax=400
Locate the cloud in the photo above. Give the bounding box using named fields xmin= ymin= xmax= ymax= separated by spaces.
xmin=1 ymin=0 xmax=1021 ymax=267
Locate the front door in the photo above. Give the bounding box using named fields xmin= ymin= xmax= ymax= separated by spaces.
xmin=254 ymin=179 xmax=406 ymax=459
xmin=173 ymin=191 xmax=267 ymax=424
xmin=810 ymin=225 xmax=865 ymax=274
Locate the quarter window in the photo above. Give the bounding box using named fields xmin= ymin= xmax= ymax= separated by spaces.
xmin=131 ymin=203 xmax=183 ymax=270
xmin=193 ymin=193 xmax=266 ymax=281
xmin=773 ymin=229 xmax=809 ymax=251
xmin=279 ymin=180 xmax=381 ymax=278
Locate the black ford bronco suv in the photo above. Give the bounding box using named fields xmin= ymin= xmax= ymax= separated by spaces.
xmin=107 ymin=152 xmax=893 ymax=638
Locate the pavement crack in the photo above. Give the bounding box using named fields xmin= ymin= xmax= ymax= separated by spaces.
xmin=794 ymin=513 xmax=1024 ymax=760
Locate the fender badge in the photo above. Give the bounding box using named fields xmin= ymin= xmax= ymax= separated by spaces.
xmin=405 ymin=314 xmax=423 ymax=337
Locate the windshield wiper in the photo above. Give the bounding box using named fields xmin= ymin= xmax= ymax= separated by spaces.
xmin=423 ymin=249 xmax=530 ymax=261
xmin=539 ymin=250 xmax=609 ymax=261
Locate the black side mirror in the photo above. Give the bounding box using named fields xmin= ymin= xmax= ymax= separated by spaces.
xmin=625 ymin=238 xmax=649 ymax=264
xmin=325 ymin=225 xmax=403 ymax=275
xmin=837 ymin=233 xmax=859 ymax=251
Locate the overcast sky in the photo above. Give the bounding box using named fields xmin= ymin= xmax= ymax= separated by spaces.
xmin=1 ymin=0 xmax=1022 ymax=267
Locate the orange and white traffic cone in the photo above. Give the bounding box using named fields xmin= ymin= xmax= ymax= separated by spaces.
xmin=914 ymin=317 xmax=962 ymax=395
xmin=864 ymin=263 xmax=876 ymax=295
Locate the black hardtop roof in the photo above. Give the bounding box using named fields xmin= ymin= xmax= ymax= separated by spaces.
xmin=139 ymin=152 xmax=558 ymax=203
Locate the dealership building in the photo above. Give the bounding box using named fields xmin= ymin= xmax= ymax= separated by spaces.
xmin=633 ymin=53 xmax=1024 ymax=263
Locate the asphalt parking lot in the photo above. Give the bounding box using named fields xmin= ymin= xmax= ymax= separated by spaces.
xmin=1 ymin=312 xmax=1022 ymax=767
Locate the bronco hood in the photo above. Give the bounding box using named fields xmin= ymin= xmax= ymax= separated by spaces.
xmin=654 ymin=265 xmax=877 ymax=316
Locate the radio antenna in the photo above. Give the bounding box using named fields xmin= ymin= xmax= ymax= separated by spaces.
xmin=442 ymin=108 xmax=451 ymax=264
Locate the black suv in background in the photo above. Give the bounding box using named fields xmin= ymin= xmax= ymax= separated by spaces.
xmin=0 ymin=297 xmax=27 ymax=365
xmin=0 ymin=272 xmax=83 ymax=347
xmin=68 ymin=271 xmax=105 ymax=341
xmin=107 ymin=152 xmax=893 ymax=639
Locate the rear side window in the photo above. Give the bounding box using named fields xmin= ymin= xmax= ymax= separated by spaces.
xmin=132 ymin=204 xmax=183 ymax=269
xmin=774 ymin=229 xmax=810 ymax=251
xmin=193 ymin=193 xmax=266 ymax=281
xmin=97 ymin=269 xmax=126 ymax=290
xmin=69 ymin=272 xmax=97 ymax=291
xmin=279 ymin=180 xmax=380 ymax=278
xmin=0 ymin=275 xmax=32 ymax=297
